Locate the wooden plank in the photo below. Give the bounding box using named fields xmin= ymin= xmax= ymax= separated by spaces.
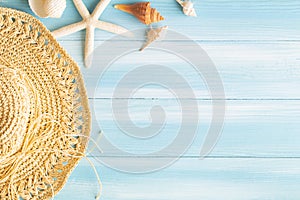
xmin=2 ymin=1 xmax=300 ymax=199
xmin=56 ymin=157 xmax=300 ymax=200
xmin=87 ymin=99 xmax=300 ymax=157
xmin=66 ymin=41 xmax=300 ymax=99
xmin=1 ymin=0 xmax=300 ymax=40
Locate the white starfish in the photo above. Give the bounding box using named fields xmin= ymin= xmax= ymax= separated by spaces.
xmin=52 ymin=0 xmax=129 ymax=68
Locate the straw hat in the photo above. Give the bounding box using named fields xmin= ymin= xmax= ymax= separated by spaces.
xmin=0 ymin=7 xmax=91 ymax=199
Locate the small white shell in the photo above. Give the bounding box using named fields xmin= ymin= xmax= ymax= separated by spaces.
xmin=140 ymin=26 xmax=168 ymax=51
xmin=176 ymin=0 xmax=197 ymax=17
xmin=29 ymin=0 xmax=66 ymax=18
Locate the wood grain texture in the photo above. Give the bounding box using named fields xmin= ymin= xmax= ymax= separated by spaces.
xmin=75 ymin=41 xmax=300 ymax=99
xmin=1 ymin=0 xmax=300 ymax=41
xmin=1 ymin=0 xmax=300 ymax=199
xmin=88 ymin=99 xmax=300 ymax=157
xmin=55 ymin=158 xmax=300 ymax=200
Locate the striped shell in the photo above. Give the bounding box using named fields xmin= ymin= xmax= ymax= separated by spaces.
xmin=29 ymin=0 xmax=66 ymax=18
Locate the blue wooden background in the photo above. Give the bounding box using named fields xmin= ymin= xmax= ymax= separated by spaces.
xmin=2 ymin=0 xmax=300 ymax=199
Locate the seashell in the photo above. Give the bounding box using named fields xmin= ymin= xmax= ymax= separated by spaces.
xmin=176 ymin=0 xmax=197 ymax=17
xmin=29 ymin=0 xmax=66 ymax=18
xmin=140 ymin=25 xmax=168 ymax=51
xmin=114 ymin=2 xmax=165 ymax=25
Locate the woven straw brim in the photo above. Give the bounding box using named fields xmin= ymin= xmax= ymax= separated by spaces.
xmin=0 ymin=7 xmax=91 ymax=200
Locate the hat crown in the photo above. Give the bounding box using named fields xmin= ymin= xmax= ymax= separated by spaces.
xmin=0 ymin=63 xmax=30 ymax=157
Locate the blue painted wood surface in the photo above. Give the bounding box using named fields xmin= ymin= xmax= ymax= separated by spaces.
xmin=1 ymin=0 xmax=300 ymax=199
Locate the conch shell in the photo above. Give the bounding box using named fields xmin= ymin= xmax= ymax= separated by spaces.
xmin=140 ymin=26 xmax=168 ymax=51
xmin=114 ymin=2 xmax=165 ymax=25
xmin=29 ymin=0 xmax=66 ymax=18
xmin=176 ymin=0 xmax=197 ymax=17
